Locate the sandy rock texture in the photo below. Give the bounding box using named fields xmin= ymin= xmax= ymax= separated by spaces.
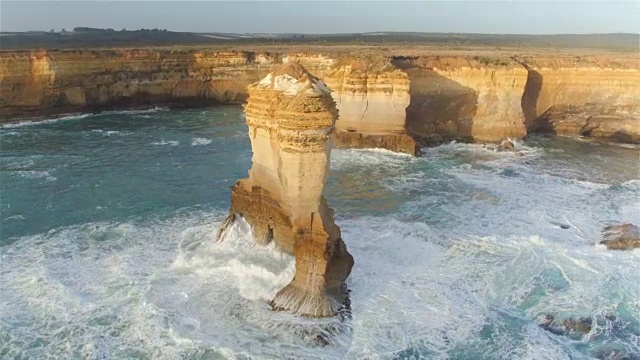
xmin=221 ymin=62 xmax=353 ymax=317
xmin=1 ymin=48 xmax=638 ymax=151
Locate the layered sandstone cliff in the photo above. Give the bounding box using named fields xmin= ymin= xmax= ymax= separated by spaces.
xmin=519 ymin=57 xmax=640 ymax=142
xmin=392 ymin=56 xmax=530 ymax=145
xmin=218 ymin=62 xmax=353 ymax=317
xmin=324 ymin=62 xmax=418 ymax=155
xmin=0 ymin=49 xmax=279 ymax=118
xmin=253 ymin=53 xmax=419 ymax=155
xmin=2 ymin=48 xmax=638 ymax=150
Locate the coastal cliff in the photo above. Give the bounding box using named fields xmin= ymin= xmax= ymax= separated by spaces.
xmin=0 ymin=49 xmax=279 ymax=118
xmin=324 ymin=59 xmax=417 ymax=155
xmin=519 ymin=57 xmax=640 ymax=142
xmin=392 ymin=56 xmax=529 ymax=146
xmin=1 ymin=48 xmax=638 ymax=150
xmin=218 ymin=62 xmax=353 ymax=317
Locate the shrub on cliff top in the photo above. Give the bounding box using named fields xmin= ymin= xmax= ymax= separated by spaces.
xmin=334 ymin=50 xmax=394 ymax=73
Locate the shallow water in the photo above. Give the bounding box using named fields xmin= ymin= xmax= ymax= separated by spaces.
xmin=1 ymin=107 xmax=639 ymax=359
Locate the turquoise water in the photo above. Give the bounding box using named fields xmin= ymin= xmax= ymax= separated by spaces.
xmin=1 ymin=107 xmax=639 ymax=359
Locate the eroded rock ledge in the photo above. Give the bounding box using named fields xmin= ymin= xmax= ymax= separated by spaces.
xmin=219 ymin=62 xmax=353 ymax=317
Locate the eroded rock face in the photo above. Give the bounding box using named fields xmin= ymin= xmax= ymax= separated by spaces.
xmin=392 ymin=56 xmax=528 ymax=146
xmin=3 ymin=49 xmax=639 ymax=151
xmin=0 ymin=50 xmax=279 ymax=119
xmin=520 ymin=59 xmax=640 ymax=142
xmin=221 ymin=61 xmax=354 ymax=317
xmin=538 ymin=314 xmax=592 ymax=339
xmin=600 ymin=223 xmax=640 ymax=250
xmin=323 ymin=65 xmax=418 ymax=155
xmin=531 ymin=104 xmax=640 ymax=143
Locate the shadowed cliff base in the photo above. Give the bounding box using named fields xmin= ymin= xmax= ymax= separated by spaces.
xmin=528 ymin=104 xmax=640 ymax=143
xmin=392 ymin=57 xmax=479 ymax=147
xmin=334 ymin=130 xmax=419 ymax=156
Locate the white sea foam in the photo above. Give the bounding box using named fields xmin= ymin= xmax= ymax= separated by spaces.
xmin=14 ymin=170 xmax=56 ymax=181
xmin=2 ymin=134 xmax=639 ymax=359
xmin=91 ymin=129 xmax=130 ymax=136
xmin=191 ymin=137 xmax=213 ymax=146
xmin=1 ymin=114 xmax=93 ymax=129
xmin=331 ymin=148 xmax=416 ymax=171
xmin=101 ymin=107 xmax=167 ymax=116
xmin=1 ymin=108 xmax=167 ymax=129
xmin=2 ymin=200 xmax=637 ymax=359
xmin=151 ymin=140 xmax=179 ymax=146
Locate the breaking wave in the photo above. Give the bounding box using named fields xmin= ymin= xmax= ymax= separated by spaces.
xmin=191 ymin=137 xmax=213 ymax=146
xmin=13 ymin=170 xmax=57 ymax=181
xmin=2 ymin=108 xmax=639 ymax=359
xmin=2 ymin=201 xmax=638 ymax=359
xmin=1 ymin=108 xmax=167 ymax=129
xmin=151 ymin=140 xmax=180 ymax=147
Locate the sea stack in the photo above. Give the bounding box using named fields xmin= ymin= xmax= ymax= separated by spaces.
xmin=219 ymin=61 xmax=354 ymax=317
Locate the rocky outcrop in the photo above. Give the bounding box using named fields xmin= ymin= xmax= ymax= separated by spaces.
xmin=281 ymin=53 xmax=418 ymax=155
xmin=218 ymin=62 xmax=353 ymax=317
xmin=600 ymin=223 xmax=640 ymax=250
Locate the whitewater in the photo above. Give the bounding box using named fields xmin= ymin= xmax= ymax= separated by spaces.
xmin=1 ymin=107 xmax=638 ymax=359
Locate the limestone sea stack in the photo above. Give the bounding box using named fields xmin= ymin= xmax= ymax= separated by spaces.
xmin=219 ymin=61 xmax=354 ymax=317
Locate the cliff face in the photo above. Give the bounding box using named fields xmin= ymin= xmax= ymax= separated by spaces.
xmin=220 ymin=62 xmax=353 ymax=317
xmin=0 ymin=50 xmax=279 ymax=118
xmin=324 ymin=65 xmax=417 ymax=155
xmin=1 ymin=49 xmax=638 ymax=150
xmin=392 ymin=56 xmax=529 ymax=145
xmin=271 ymin=54 xmax=418 ymax=155
xmin=520 ymin=60 xmax=640 ymax=142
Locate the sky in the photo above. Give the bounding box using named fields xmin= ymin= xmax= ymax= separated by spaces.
xmin=1 ymin=1 xmax=638 ymax=34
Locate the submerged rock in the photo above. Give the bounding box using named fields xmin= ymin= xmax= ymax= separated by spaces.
xmin=497 ymin=139 xmax=516 ymax=151
xmin=218 ymin=61 xmax=354 ymax=318
xmin=538 ymin=314 xmax=592 ymax=339
xmin=600 ymin=223 xmax=640 ymax=250
xmin=483 ymin=139 xmax=522 ymax=155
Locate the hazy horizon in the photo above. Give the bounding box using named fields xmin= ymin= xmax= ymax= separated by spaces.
xmin=1 ymin=1 xmax=638 ymax=35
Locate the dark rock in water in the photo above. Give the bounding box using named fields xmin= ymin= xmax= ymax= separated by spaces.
xmin=313 ymin=334 xmax=331 ymax=347
xmin=563 ymin=317 xmax=592 ymax=334
xmin=538 ymin=314 xmax=592 ymax=338
xmin=600 ymin=223 xmax=640 ymax=250
xmin=497 ymin=139 xmax=516 ymax=151
xmin=337 ymin=285 xmax=353 ymax=322
xmin=538 ymin=315 xmax=564 ymax=336
xmin=214 ymin=213 xmax=236 ymax=241
xmin=591 ymin=346 xmax=640 ymax=360
xmin=499 ymin=168 xmax=520 ymax=178
xmin=550 ymin=221 xmax=570 ymax=229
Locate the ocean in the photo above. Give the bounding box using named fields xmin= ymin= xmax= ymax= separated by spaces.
xmin=1 ymin=106 xmax=638 ymax=359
